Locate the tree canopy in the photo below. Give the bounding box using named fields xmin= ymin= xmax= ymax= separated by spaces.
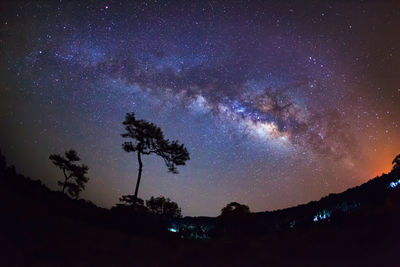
xmin=119 ymin=194 xmax=144 ymax=206
xmin=146 ymin=196 xmax=182 ymax=218
xmin=220 ymin=202 xmax=250 ymax=217
xmin=49 ymin=149 xmax=89 ymax=198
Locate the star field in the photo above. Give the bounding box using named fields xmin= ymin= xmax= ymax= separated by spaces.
xmin=0 ymin=0 xmax=399 ymax=216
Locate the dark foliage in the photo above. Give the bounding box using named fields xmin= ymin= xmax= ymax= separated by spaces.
xmin=121 ymin=112 xmax=190 ymax=199
xmin=220 ymin=202 xmax=250 ymax=217
xmin=115 ymin=194 xmax=148 ymax=213
xmin=119 ymin=194 xmax=145 ymax=206
xmin=146 ymin=196 xmax=182 ymax=218
xmin=392 ymin=153 xmax=400 ymax=172
xmin=49 ymin=149 xmax=89 ymax=198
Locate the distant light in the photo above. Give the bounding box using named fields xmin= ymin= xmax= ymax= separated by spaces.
xmin=313 ymin=210 xmax=330 ymax=222
xmin=389 ymin=181 xmax=399 ymax=188
xmin=168 ymin=227 xmax=178 ymax=233
xmin=105 ymin=5 xmax=109 ymax=9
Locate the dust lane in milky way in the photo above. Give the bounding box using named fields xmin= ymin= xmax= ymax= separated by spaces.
xmin=0 ymin=1 xmax=399 ymax=216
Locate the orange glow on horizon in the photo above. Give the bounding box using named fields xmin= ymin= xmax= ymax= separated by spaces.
xmin=367 ymin=153 xmax=395 ymax=179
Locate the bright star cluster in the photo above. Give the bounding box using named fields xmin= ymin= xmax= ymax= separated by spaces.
xmin=0 ymin=1 xmax=399 ymax=216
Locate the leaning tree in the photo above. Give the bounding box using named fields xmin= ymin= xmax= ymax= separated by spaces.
xmin=121 ymin=112 xmax=190 ymax=200
xmin=49 ymin=149 xmax=89 ymax=198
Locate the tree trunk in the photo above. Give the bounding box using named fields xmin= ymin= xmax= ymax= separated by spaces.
xmin=134 ymin=151 xmax=143 ymax=200
xmin=62 ymin=168 xmax=68 ymax=193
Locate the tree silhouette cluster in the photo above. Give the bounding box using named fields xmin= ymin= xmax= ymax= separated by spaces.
xmin=3 ymin=147 xmax=400 ymax=243
xmin=146 ymin=196 xmax=182 ymax=218
xmin=116 ymin=194 xmax=182 ymax=218
xmin=119 ymin=194 xmax=145 ymax=206
xmin=116 ymin=194 xmax=147 ymax=213
xmin=49 ymin=149 xmax=89 ymax=199
xmin=45 ymin=111 xmax=190 ymax=218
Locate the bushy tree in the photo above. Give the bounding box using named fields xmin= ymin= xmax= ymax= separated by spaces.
xmin=119 ymin=194 xmax=144 ymax=206
xmin=146 ymin=196 xmax=182 ymax=218
xmin=121 ymin=112 xmax=190 ymax=200
xmin=116 ymin=194 xmax=147 ymax=213
xmin=220 ymin=202 xmax=250 ymax=217
xmin=49 ymin=149 xmax=89 ymax=198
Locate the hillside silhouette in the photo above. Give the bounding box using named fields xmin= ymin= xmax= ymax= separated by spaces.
xmin=1 ymin=149 xmax=400 ymax=266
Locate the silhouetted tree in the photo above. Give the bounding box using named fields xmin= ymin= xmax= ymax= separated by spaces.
xmin=146 ymin=196 xmax=182 ymax=218
xmin=121 ymin=112 xmax=190 ymax=200
xmin=392 ymin=154 xmax=400 ymax=172
xmin=116 ymin=194 xmax=147 ymax=213
xmin=220 ymin=202 xmax=250 ymax=217
xmin=49 ymin=149 xmax=89 ymax=198
xmin=119 ymin=194 xmax=144 ymax=206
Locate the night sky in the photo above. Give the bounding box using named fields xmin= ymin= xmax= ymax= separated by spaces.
xmin=1 ymin=1 xmax=399 ymax=216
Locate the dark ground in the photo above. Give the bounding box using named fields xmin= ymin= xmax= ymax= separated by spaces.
xmin=2 ymin=184 xmax=400 ymax=266
xmin=1 ymin=156 xmax=400 ymax=266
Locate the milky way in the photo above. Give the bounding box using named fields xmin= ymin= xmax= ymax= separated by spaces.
xmin=1 ymin=1 xmax=399 ymax=215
